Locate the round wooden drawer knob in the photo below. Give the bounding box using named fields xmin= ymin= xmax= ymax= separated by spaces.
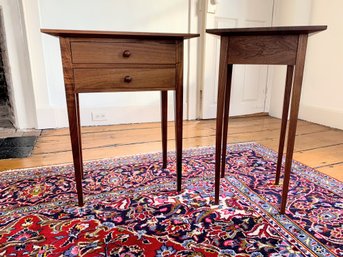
xmin=124 ymin=76 xmax=132 ymax=83
xmin=122 ymin=50 xmax=131 ymax=58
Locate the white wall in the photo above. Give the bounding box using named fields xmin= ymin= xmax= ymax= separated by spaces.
xmin=270 ymin=0 xmax=343 ymax=130
xmin=0 ymin=0 xmax=36 ymax=129
xmin=22 ymin=0 xmax=199 ymax=129
xmin=4 ymin=0 xmax=341 ymax=130
xmin=268 ymin=0 xmax=312 ymax=119
xmin=299 ymin=1 xmax=343 ymax=130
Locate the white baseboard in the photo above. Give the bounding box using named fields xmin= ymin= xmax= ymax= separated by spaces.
xmin=268 ymin=104 xmax=343 ymax=130
xmin=299 ymin=105 xmax=343 ymax=130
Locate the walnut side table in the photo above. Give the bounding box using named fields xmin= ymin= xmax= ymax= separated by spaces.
xmin=206 ymin=26 xmax=327 ymax=213
xmin=41 ymin=29 xmax=199 ymax=206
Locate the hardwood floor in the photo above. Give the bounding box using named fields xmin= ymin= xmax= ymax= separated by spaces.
xmin=0 ymin=115 xmax=342 ymax=182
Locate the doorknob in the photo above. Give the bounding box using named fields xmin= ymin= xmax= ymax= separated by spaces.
xmin=208 ymin=0 xmax=217 ymax=14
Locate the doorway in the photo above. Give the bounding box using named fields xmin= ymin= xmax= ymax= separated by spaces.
xmin=0 ymin=10 xmax=14 ymax=129
xmin=200 ymin=0 xmax=275 ymax=119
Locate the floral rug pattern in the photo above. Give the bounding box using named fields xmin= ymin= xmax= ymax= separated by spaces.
xmin=0 ymin=143 xmax=342 ymax=256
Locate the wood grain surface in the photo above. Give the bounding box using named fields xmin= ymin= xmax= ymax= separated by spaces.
xmin=73 ymin=68 xmax=176 ymax=92
xmin=227 ymin=35 xmax=298 ymax=65
xmin=41 ymin=29 xmax=200 ymax=39
xmin=206 ymin=25 xmax=327 ymax=36
xmin=71 ymin=41 xmax=176 ymax=64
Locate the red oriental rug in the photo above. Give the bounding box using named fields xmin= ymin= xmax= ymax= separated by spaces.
xmin=0 ymin=143 xmax=342 ymax=256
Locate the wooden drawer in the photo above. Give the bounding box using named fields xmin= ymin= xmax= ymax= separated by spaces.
xmin=73 ymin=68 xmax=176 ymax=92
xmin=227 ymin=35 xmax=298 ymax=65
xmin=71 ymin=41 xmax=176 ymax=64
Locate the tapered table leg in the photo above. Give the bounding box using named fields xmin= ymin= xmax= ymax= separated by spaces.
xmin=214 ymin=90 xmax=225 ymax=204
xmin=75 ymin=93 xmax=84 ymax=179
xmin=66 ymin=92 xmax=84 ymax=207
xmin=214 ymin=37 xmax=229 ymax=205
xmin=161 ymin=91 xmax=168 ymax=169
xmin=280 ymin=35 xmax=308 ymax=214
xmin=60 ymin=37 xmax=84 ymax=207
xmin=220 ymin=64 xmax=233 ymax=178
xmin=175 ymin=42 xmax=184 ymax=192
xmin=175 ymin=85 xmax=183 ymax=192
xmin=275 ymin=65 xmax=294 ymax=185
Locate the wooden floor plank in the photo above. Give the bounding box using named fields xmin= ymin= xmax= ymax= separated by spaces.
xmin=0 ymin=116 xmax=342 ymax=182
xmin=317 ymin=163 xmax=343 ymax=181
xmin=34 ymin=120 xmax=328 ymax=155
xmin=294 ymin=144 xmax=343 ymax=168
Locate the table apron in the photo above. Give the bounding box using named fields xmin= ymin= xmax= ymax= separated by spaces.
xmin=227 ymin=35 xmax=299 ymax=65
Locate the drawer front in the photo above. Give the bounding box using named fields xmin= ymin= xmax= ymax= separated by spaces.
xmin=74 ymin=68 xmax=176 ymax=92
xmin=227 ymin=35 xmax=298 ymax=65
xmin=71 ymin=42 xmax=176 ymax=64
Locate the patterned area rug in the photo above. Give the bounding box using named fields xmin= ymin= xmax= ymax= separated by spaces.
xmin=0 ymin=143 xmax=342 ymax=256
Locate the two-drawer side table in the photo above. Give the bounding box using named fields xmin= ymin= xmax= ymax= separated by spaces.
xmin=41 ymin=29 xmax=199 ymax=206
xmin=206 ymin=26 xmax=327 ymax=213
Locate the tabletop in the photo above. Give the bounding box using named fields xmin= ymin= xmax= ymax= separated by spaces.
xmin=206 ymin=25 xmax=327 ymax=36
xmin=41 ymin=29 xmax=200 ymax=39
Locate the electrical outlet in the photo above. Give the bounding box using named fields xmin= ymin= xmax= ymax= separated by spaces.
xmin=91 ymin=111 xmax=107 ymax=121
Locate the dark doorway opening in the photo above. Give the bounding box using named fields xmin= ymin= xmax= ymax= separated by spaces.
xmin=0 ymin=47 xmax=13 ymax=129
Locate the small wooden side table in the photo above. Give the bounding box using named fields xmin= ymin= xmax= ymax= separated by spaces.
xmin=206 ymin=26 xmax=327 ymax=213
xmin=41 ymin=29 xmax=199 ymax=206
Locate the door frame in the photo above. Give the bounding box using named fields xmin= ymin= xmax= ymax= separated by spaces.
xmin=198 ymin=0 xmax=277 ymax=119
xmin=0 ymin=0 xmax=37 ymax=129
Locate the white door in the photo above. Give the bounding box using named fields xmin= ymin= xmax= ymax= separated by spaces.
xmin=202 ymin=0 xmax=274 ymax=119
